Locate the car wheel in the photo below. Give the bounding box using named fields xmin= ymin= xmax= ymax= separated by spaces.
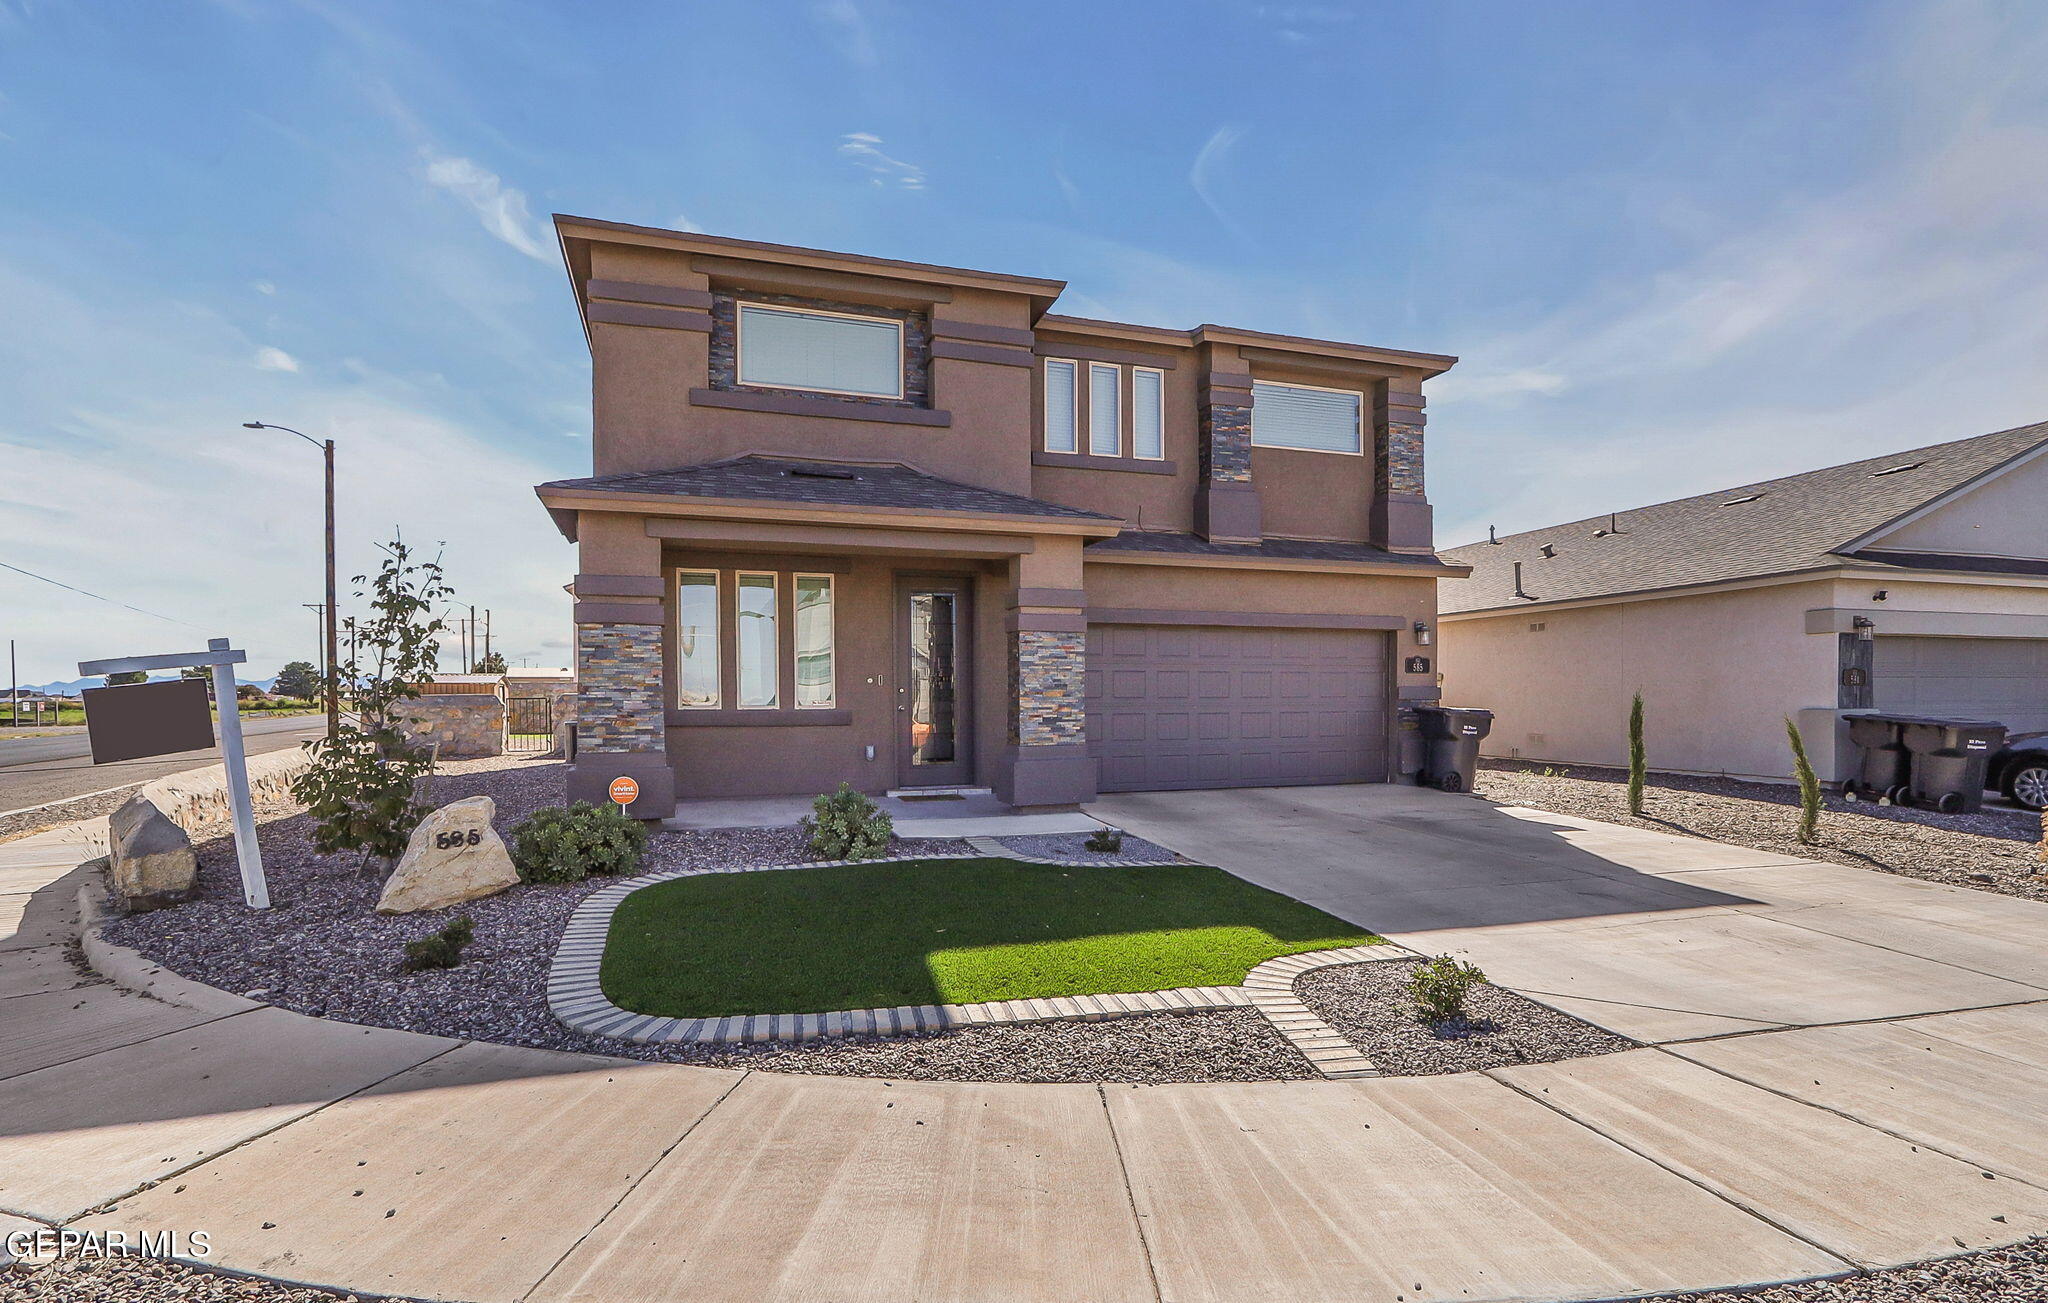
xmin=2010 ymin=762 xmax=2048 ymax=812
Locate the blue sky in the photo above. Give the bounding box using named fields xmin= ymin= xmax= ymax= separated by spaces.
xmin=3 ymin=0 xmax=2046 ymax=683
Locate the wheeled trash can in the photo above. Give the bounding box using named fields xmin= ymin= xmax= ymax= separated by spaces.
xmin=1900 ymin=718 xmax=2007 ymax=814
xmin=1840 ymin=713 xmax=1914 ymax=804
xmin=1416 ymin=706 xmax=1494 ymax=793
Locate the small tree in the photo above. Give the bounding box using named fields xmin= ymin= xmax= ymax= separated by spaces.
xmin=471 ymin=650 xmax=507 ymax=674
xmin=105 ymin=670 xmax=148 ymax=686
xmin=290 ymin=535 xmax=451 ymax=868
xmin=1785 ymin=717 xmax=1822 ymax=844
xmin=273 ymin=661 xmax=320 ymax=701
xmin=1627 ymin=691 xmax=1647 ymax=816
xmin=177 ymin=664 xmax=215 ymax=700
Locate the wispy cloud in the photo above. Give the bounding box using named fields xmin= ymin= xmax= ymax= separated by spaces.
xmin=812 ymin=0 xmax=879 ymax=69
xmin=419 ymin=150 xmax=551 ymax=261
xmin=253 ymin=345 xmax=299 ymax=372
xmin=1189 ymin=124 xmax=1253 ymax=245
xmin=838 ymin=132 xmax=925 ymax=189
xmin=671 ymin=213 xmax=704 ymax=233
xmin=252 ymin=280 xmax=276 ymax=296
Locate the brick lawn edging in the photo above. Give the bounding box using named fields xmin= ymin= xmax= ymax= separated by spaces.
xmin=545 ymin=848 xmax=1415 ymax=1076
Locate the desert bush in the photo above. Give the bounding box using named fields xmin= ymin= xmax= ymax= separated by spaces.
xmin=510 ymin=802 xmax=648 ymax=884
xmin=1785 ymin=716 xmax=1823 ymax=844
xmin=1408 ymin=954 xmax=1487 ymax=1023
xmin=402 ymin=916 xmax=474 ymax=971
xmin=801 ymin=783 xmax=893 ymax=861
xmin=1085 ymin=827 xmax=1125 ymax=853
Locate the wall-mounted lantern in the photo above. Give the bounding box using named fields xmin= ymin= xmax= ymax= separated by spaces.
xmin=1413 ymin=621 xmax=1433 ymax=646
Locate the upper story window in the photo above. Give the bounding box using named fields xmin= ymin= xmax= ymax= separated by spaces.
xmin=736 ymin=302 xmax=904 ymax=398
xmin=1133 ymin=367 xmax=1164 ymax=460
xmin=1044 ymin=359 xmax=1078 ymax=453
xmin=1088 ymin=363 xmax=1121 ymax=456
xmin=1251 ymin=380 xmax=1363 ymax=455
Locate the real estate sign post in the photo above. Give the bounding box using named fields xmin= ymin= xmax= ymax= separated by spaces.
xmin=77 ymin=638 xmax=270 ymax=909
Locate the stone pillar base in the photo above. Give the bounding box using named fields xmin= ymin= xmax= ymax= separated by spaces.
xmin=567 ymin=752 xmax=675 ymax=819
xmin=997 ymin=743 xmax=1096 ymax=809
xmin=1371 ymin=493 xmax=1435 ymax=552
xmin=1196 ymin=482 xmax=1262 ymax=544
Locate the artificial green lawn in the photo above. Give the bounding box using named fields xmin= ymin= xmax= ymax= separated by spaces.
xmin=599 ymin=856 xmax=1382 ymax=1017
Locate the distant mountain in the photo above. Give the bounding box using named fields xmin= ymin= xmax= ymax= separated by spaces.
xmin=16 ymin=672 xmax=277 ymax=695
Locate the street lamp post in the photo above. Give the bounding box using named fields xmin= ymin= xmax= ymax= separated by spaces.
xmin=244 ymin=422 xmax=339 ymax=741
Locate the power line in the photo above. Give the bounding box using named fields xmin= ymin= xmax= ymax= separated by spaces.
xmin=0 ymin=560 xmax=208 ymax=631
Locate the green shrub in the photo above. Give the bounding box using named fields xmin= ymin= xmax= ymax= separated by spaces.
xmin=510 ymin=802 xmax=648 ymax=883
xmin=1408 ymin=954 xmax=1487 ymax=1023
xmin=1626 ymin=691 xmax=1647 ymax=816
xmin=1786 ymin=717 xmax=1823 ymax=844
xmin=1084 ymin=827 xmax=1125 ymax=853
xmin=402 ymin=916 xmax=474 ymax=971
xmin=801 ymin=783 xmax=893 ymax=861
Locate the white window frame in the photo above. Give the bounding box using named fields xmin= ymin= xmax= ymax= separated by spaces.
xmin=734 ymin=570 xmax=780 ymax=710
xmin=735 ymin=301 xmax=906 ymax=400
xmin=1088 ymin=362 xmax=1122 ymax=457
xmin=1250 ymin=379 xmax=1365 ymax=456
xmin=792 ymin=572 xmax=836 ymax=710
xmin=1132 ymin=366 xmax=1166 ymax=460
xmin=1042 ymin=357 xmax=1079 ymax=453
xmin=675 ymin=569 xmax=721 ymax=710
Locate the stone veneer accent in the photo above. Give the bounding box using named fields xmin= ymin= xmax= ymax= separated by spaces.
xmin=1198 ymin=402 xmax=1253 ymax=484
xmin=576 ymin=624 xmax=665 ymax=752
xmin=1381 ymin=419 xmax=1425 ymax=497
xmin=394 ymin=694 xmax=506 ymax=759
xmin=708 ymin=290 xmax=931 ymax=410
xmin=1010 ymin=629 xmax=1087 ymax=746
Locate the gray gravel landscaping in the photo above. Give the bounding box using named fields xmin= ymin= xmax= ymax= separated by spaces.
xmin=97 ymin=756 xmax=1318 ymax=1083
xmin=988 ymin=830 xmax=1185 ymax=863
xmin=1593 ymin=1235 xmax=2048 ymax=1302
xmin=0 ymin=786 xmax=137 ymax=846
xmin=0 ymin=1258 xmax=376 ymax=1302
xmin=1477 ymin=759 xmax=2048 ymax=903
xmin=1295 ymin=958 xmax=1638 ymax=1075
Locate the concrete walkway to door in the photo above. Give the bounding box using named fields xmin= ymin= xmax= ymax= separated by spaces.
xmin=2 ymin=787 xmax=2047 ymax=1303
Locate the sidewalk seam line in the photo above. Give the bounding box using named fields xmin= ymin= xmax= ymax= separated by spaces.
xmin=1095 ymin=1083 xmax=1166 ymax=1303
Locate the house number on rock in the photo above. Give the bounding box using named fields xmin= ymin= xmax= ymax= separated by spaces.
xmin=435 ymin=829 xmax=484 ymax=850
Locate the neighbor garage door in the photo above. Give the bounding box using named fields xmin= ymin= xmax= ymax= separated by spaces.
xmin=1086 ymin=624 xmax=1390 ymax=792
xmin=1873 ymin=636 xmax=2048 ymax=734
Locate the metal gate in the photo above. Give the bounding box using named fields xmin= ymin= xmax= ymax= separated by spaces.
xmin=505 ymin=696 xmax=554 ymax=753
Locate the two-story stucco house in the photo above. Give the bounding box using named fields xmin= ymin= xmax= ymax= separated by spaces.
xmin=537 ymin=215 xmax=1468 ymax=815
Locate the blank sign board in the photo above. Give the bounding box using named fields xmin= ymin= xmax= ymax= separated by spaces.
xmin=83 ymin=678 xmax=216 ymax=764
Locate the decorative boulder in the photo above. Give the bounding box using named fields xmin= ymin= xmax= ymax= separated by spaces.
xmin=108 ymin=795 xmax=199 ymax=911
xmin=376 ymin=796 xmax=518 ymax=915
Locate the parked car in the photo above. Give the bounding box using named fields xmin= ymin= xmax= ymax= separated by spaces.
xmin=1993 ymin=731 xmax=2048 ymax=811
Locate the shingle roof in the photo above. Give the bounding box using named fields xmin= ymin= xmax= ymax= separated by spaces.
xmin=540 ymin=455 xmax=1120 ymax=523
xmin=1088 ymin=530 xmax=1461 ymax=569
xmin=1441 ymin=420 xmax=2048 ymax=613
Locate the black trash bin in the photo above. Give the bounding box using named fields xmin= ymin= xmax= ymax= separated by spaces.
xmin=1900 ymin=718 xmax=2007 ymax=814
xmin=1841 ymin=713 xmax=1915 ymax=804
xmin=1416 ymin=706 xmax=1494 ymax=793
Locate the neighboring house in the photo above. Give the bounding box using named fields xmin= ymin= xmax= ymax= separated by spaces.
xmin=1438 ymin=421 xmax=2048 ymax=783
xmin=537 ymin=215 xmax=1467 ymax=813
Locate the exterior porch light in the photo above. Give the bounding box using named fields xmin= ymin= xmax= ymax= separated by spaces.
xmin=1852 ymin=615 xmax=1876 ymax=641
xmin=1413 ymin=621 xmax=1433 ymax=646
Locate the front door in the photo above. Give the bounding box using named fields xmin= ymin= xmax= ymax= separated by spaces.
xmin=897 ymin=579 xmax=973 ymax=787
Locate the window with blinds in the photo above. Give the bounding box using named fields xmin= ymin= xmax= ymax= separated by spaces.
xmin=736 ymin=303 xmax=904 ymax=398
xmin=1088 ymin=363 xmax=1121 ymax=456
xmin=1043 ymin=359 xmax=1078 ymax=452
xmin=1251 ymin=381 xmax=1363 ymax=454
xmin=1133 ymin=367 xmax=1164 ymax=459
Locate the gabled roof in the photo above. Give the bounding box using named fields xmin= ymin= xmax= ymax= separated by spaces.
xmin=538 ymin=455 xmax=1122 ymax=530
xmin=1441 ymin=420 xmax=2048 ymax=614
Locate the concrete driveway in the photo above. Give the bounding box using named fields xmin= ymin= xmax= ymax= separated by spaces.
xmin=1093 ymin=784 xmax=2048 ymax=1042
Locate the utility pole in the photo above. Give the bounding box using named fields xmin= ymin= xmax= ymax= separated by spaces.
xmin=467 ymin=604 xmax=477 ymax=672
xmin=8 ymin=639 xmax=16 ymax=728
xmin=484 ymin=608 xmax=492 ymax=667
xmin=244 ymin=422 xmax=339 ymax=741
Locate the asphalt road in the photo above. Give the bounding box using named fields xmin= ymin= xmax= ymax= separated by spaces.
xmin=0 ymin=714 xmax=326 ymax=813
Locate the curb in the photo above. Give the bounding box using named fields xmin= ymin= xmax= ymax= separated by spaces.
xmin=545 ymin=852 xmax=1414 ymax=1075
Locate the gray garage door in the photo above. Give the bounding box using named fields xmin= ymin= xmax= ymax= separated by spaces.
xmin=1873 ymin=636 xmax=2048 ymax=734
xmin=1086 ymin=624 xmax=1391 ymax=792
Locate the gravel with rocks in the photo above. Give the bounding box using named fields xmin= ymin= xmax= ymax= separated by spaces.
xmin=1588 ymin=1236 xmax=2048 ymax=1302
xmin=0 ymin=1256 xmax=376 ymax=1302
xmin=1477 ymin=760 xmax=2047 ymax=903
xmin=0 ymin=787 xmax=138 ymax=846
xmin=1295 ymin=959 xmax=1637 ymax=1076
xmin=989 ymin=830 xmax=1185 ymax=863
xmin=98 ymin=757 xmax=1316 ymax=1082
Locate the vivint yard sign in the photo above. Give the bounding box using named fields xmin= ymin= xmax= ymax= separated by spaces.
xmin=77 ymin=638 xmax=271 ymax=908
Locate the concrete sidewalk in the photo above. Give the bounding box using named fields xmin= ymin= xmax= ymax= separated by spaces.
xmin=3 ymin=789 xmax=2048 ymax=1301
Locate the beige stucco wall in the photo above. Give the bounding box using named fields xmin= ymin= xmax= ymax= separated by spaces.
xmin=1439 ymin=579 xmax=1841 ymax=781
xmin=1871 ymin=450 xmax=2048 ymax=560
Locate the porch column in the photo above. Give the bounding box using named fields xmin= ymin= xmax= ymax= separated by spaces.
xmin=567 ymin=511 xmax=674 ymax=817
xmin=1370 ymin=378 xmax=1434 ymax=553
xmin=998 ymin=537 xmax=1095 ymax=808
xmin=1195 ymin=359 xmax=1261 ymax=544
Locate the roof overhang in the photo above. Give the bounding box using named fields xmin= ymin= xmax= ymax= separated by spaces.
xmin=1085 ymin=548 xmax=1469 ymax=579
xmin=534 ymin=483 xmax=1125 ymax=545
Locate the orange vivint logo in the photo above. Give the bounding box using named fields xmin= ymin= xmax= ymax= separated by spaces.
xmin=608 ymin=776 xmax=640 ymax=806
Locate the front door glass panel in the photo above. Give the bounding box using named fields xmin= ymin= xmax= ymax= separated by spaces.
xmin=908 ymin=592 xmax=958 ymax=767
